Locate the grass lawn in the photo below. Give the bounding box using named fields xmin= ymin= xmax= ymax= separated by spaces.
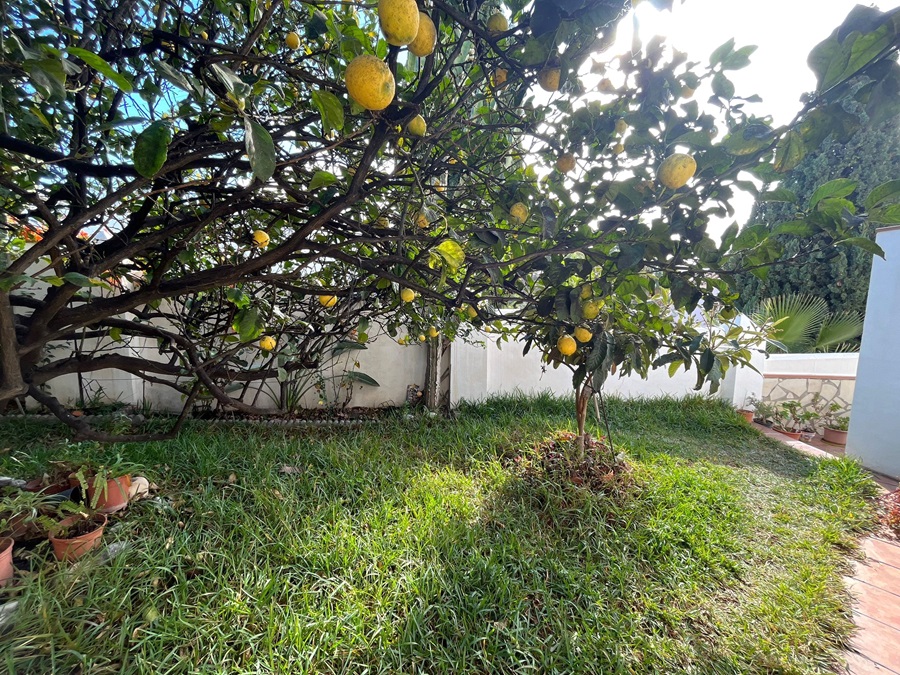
xmin=0 ymin=395 xmax=878 ymax=674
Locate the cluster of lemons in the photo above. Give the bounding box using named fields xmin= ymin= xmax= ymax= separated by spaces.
xmin=555 ymin=288 xmax=602 ymax=357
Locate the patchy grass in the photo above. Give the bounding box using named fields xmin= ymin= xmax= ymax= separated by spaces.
xmin=0 ymin=395 xmax=878 ymax=674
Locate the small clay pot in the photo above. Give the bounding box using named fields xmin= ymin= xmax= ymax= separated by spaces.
xmin=738 ymin=410 xmax=754 ymax=423
xmin=774 ymin=427 xmax=802 ymax=441
xmin=87 ymin=475 xmax=132 ymax=513
xmin=49 ymin=513 xmax=107 ymax=561
xmin=0 ymin=537 xmax=13 ymax=586
xmin=823 ymin=427 xmax=848 ymax=445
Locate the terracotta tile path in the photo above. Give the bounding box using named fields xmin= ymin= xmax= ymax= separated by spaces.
xmin=754 ymin=424 xmax=900 ymax=674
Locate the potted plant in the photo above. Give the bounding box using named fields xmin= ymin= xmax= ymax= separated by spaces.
xmin=70 ymin=457 xmax=142 ymax=514
xmin=751 ymin=398 xmax=776 ymax=427
xmin=773 ymin=401 xmax=805 ymax=440
xmin=48 ymin=511 xmax=108 ymax=561
xmin=0 ymin=488 xmax=63 ymax=542
xmin=0 ymin=536 xmax=12 ymax=586
xmin=822 ymin=404 xmax=850 ymax=445
xmin=736 ymin=396 xmax=756 ymax=423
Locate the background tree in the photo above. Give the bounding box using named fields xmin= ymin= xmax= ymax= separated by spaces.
xmin=732 ymin=98 xmax=900 ymax=318
xmin=1 ymin=0 xmax=898 ymax=446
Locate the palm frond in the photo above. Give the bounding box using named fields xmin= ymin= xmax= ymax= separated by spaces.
xmin=815 ymin=311 xmax=864 ymax=351
xmin=751 ymin=294 xmax=829 ymax=352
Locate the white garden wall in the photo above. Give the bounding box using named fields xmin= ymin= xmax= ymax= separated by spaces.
xmin=847 ymin=227 xmax=900 ymax=478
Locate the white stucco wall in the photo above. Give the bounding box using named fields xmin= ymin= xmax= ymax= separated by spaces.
xmin=847 ymin=227 xmax=900 ymax=478
xmin=450 ymin=331 xmax=757 ymax=406
xmin=764 ymin=353 xmax=859 ymax=376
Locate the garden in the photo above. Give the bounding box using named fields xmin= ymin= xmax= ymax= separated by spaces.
xmin=2 ymin=0 xmax=900 ymax=671
xmin=0 ymin=396 xmax=883 ymax=672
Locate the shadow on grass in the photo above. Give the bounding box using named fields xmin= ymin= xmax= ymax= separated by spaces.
xmin=0 ymin=394 xmax=870 ymax=674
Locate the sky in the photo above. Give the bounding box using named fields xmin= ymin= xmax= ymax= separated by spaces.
xmin=610 ymin=0 xmax=890 ymax=234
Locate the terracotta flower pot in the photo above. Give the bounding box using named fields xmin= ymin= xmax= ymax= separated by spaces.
xmin=87 ymin=475 xmax=132 ymax=514
xmin=738 ymin=410 xmax=754 ymax=423
xmin=823 ymin=427 xmax=849 ymax=445
xmin=49 ymin=513 xmax=107 ymax=561
xmin=0 ymin=537 xmax=13 ymax=586
xmin=774 ymin=427 xmax=802 ymax=441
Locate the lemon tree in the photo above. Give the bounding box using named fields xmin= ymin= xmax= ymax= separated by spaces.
xmin=0 ymin=0 xmax=897 ymax=442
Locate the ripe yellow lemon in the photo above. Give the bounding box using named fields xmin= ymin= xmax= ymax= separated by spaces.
xmin=557 ymin=334 xmax=577 ymax=356
xmin=427 ymin=326 xmax=439 ymax=338
xmin=492 ymin=68 xmax=508 ymax=87
xmin=486 ymin=12 xmax=508 ymax=34
xmin=286 ymin=32 xmax=301 ymax=50
xmin=199 ymin=30 xmax=209 ymax=40
xmin=346 ymin=55 xmax=395 ymax=111
xmin=259 ymin=336 xmax=276 ymax=351
xmin=407 ymin=114 xmax=427 ymax=137
xmin=509 ymin=202 xmax=529 ymax=225
xmin=681 ymin=85 xmax=696 ymax=99
xmin=537 ymin=67 xmax=560 ymax=92
xmin=418 ymin=334 xmax=426 ymax=342
xmin=615 ymin=118 xmax=627 ymax=134
xmin=658 ymin=153 xmax=697 ymax=189
xmin=398 ymin=336 xmax=406 ymax=345
xmin=465 ymin=304 xmax=478 ymax=319
xmin=409 ymin=12 xmax=436 ymax=57
xmin=582 ymin=300 xmax=600 ymax=320
xmin=400 ymin=288 xmax=416 ymax=303
xmin=319 ymin=294 xmax=337 ymax=308
xmin=556 ymin=153 xmax=576 ymax=173
xmin=252 ymin=229 xmax=270 ymax=248
xmin=612 ymin=143 xmax=625 ymax=155
xmin=574 ymin=326 xmax=593 ymax=343
xmin=415 ymin=210 xmax=430 ymax=229
xmin=378 ymin=0 xmax=420 ymax=46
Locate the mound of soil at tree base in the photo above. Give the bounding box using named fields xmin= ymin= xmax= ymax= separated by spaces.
xmin=509 ymin=430 xmax=636 ymax=497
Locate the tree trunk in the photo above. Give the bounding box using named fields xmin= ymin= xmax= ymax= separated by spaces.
xmin=575 ymin=381 xmax=591 ymax=459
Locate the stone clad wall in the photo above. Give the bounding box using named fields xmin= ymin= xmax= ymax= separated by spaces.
xmin=763 ymin=375 xmax=855 ymax=413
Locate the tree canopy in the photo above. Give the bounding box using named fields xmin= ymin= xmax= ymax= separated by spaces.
xmin=1 ymin=0 xmax=899 ymax=442
xmin=733 ymin=107 xmax=900 ymax=318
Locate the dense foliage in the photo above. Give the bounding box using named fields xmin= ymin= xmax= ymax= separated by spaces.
xmin=734 ymin=111 xmax=900 ymax=318
xmin=1 ymin=0 xmax=899 ymax=440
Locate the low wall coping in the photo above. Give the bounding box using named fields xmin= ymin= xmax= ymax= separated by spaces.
xmin=763 ymin=373 xmax=856 ymax=381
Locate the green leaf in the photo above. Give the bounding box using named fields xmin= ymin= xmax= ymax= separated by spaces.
xmin=67 ymin=47 xmax=132 ymax=92
xmin=24 ymin=58 xmax=67 ymax=101
xmin=109 ymin=327 xmax=123 ymax=342
xmin=133 ymin=121 xmax=172 ymax=177
xmin=809 ymin=178 xmax=857 ymax=209
xmin=711 ymin=72 xmax=735 ymax=99
xmin=866 ymin=180 xmax=900 ymax=210
xmin=709 ymin=38 xmax=735 ymax=66
xmin=345 ymin=371 xmax=380 ymax=387
xmin=836 ymin=237 xmax=885 ymax=258
xmin=773 ymin=220 xmax=816 ymax=237
xmin=309 ymin=170 xmax=337 ymax=190
xmin=435 ymin=240 xmax=465 ymax=272
xmin=721 ymin=45 xmax=757 ymax=70
xmin=233 ymin=307 xmax=264 ymax=341
xmin=210 ymin=63 xmax=252 ymax=99
xmin=62 ymin=272 xmax=94 ymax=287
xmin=870 ymin=204 xmax=900 ymax=224
xmin=225 ymin=287 xmax=251 ymax=308
xmin=244 ymin=118 xmax=276 ymax=182
xmin=311 ymin=89 xmax=344 ymax=134
xmin=773 ymin=131 xmax=806 ymax=173
xmin=333 ymin=340 xmax=367 ymax=356
xmin=615 ymin=243 xmax=645 ymax=271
